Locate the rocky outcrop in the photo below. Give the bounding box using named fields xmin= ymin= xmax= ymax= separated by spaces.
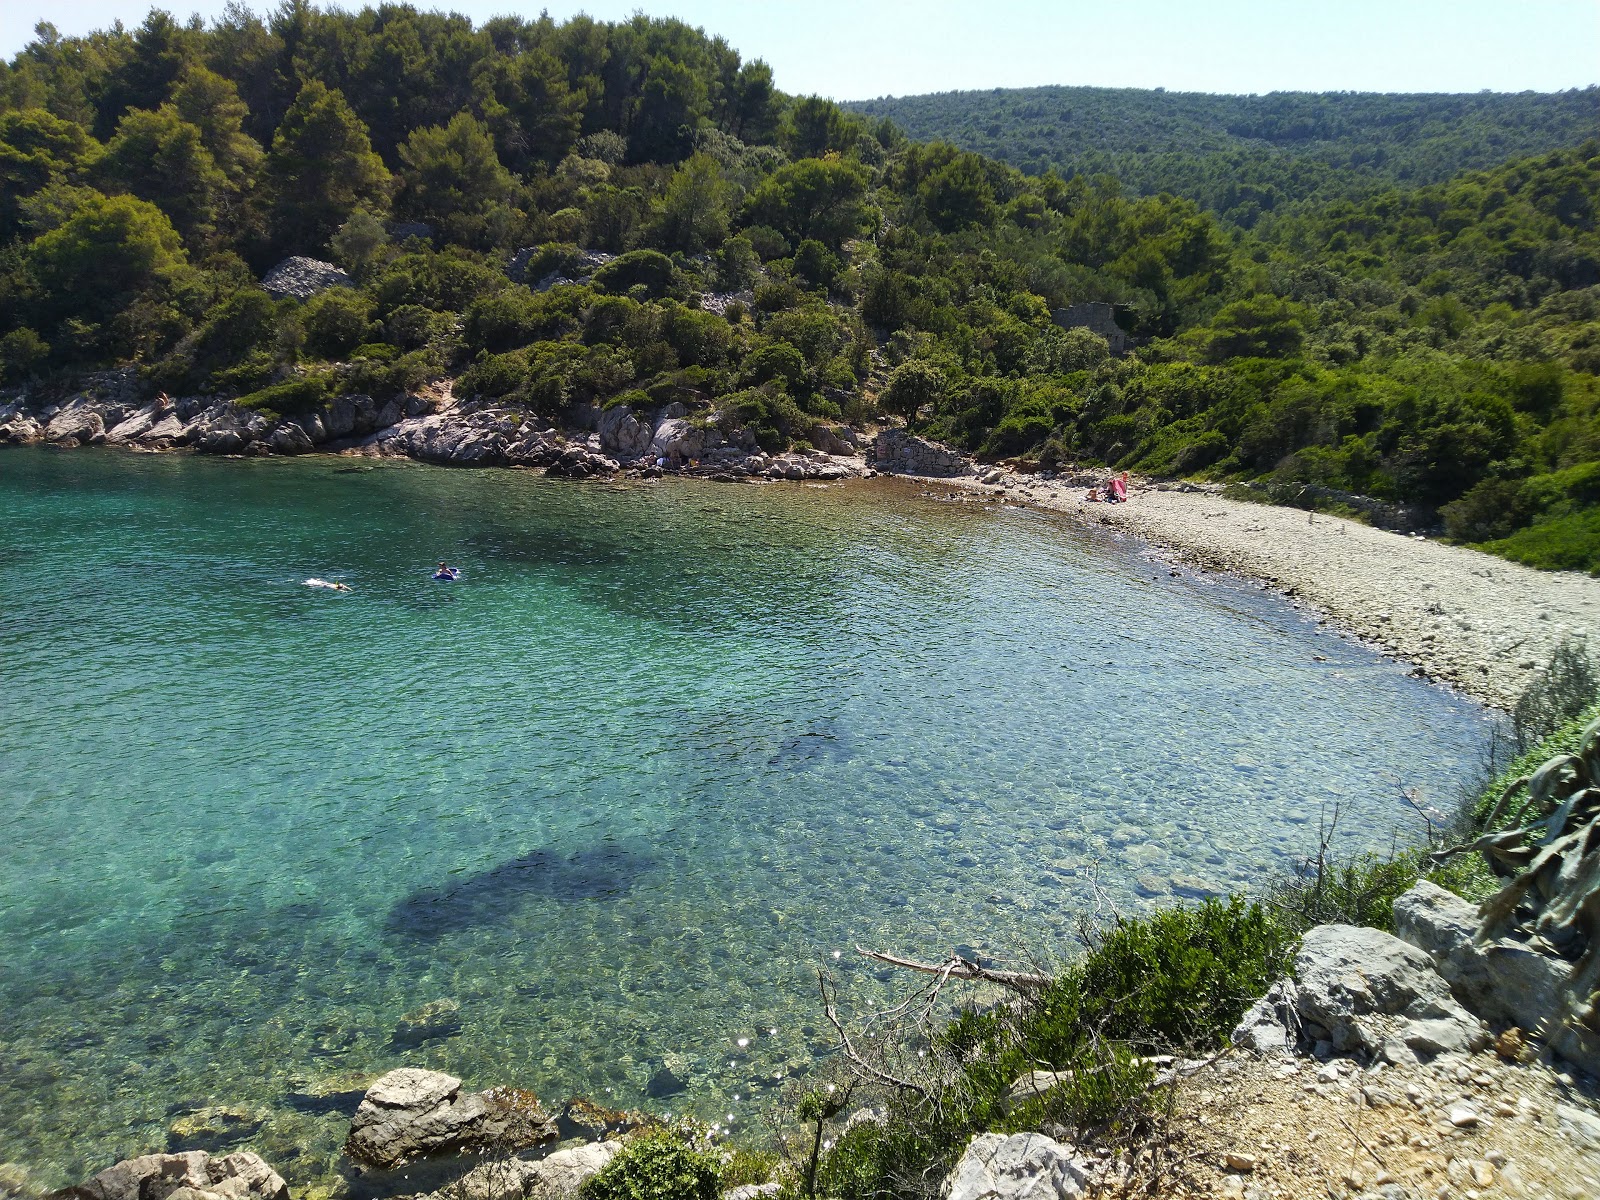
xmin=343 ymin=1069 xmax=557 ymax=1171
xmin=425 ymin=1141 xmax=620 ymax=1200
xmin=1396 ymin=879 xmax=1600 ymax=1075
xmin=60 ymin=1152 xmax=287 ymax=1200
xmin=649 ymin=416 xmax=705 ymax=463
xmin=597 ymin=404 xmax=652 ymax=459
xmin=872 ymin=429 xmax=969 ymax=477
xmin=506 ymin=247 xmax=613 ymax=288
xmin=1409 ymin=714 xmax=1600 ymax=1075
xmin=260 ymin=258 xmax=353 ymax=301
xmin=2 ymin=382 xmax=868 ymax=482
xmin=941 ymin=1133 xmax=1097 ymax=1200
xmin=1286 ymin=924 xmax=1489 ymax=1063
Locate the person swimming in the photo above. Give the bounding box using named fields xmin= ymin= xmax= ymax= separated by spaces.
xmin=305 ymin=578 xmax=351 ymax=591
xmin=432 ymin=562 xmax=460 ymax=581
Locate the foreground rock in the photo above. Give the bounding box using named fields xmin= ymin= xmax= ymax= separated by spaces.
xmin=1292 ymin=923 xmax=1489 ymax=1064
xmin=941 ymin=1133 xmax=1099 ymax=1200
xmin=422 ymin=1141 xmax=620 ymax=1200
xmin=1398 ymin=879 xmax=1600 ymax=1076
xmin=59 ymin=1152 xmax=287 ymax=1200
xmin=343 ymin=1069 xmax=557 ymax=1171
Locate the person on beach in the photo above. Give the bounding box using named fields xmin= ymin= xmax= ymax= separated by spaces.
xmin=1109 ymin=471 xmax=1129 ymax=503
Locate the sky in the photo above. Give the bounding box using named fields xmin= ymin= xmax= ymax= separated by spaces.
xmin=4 ymin=0 xmax=1597 ymax=99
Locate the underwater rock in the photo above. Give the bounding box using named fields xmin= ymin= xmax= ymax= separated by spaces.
xmin=167 ymin=1106 xmax=268 ymax=1153
xmin=391 ymin=998 xmax=463 ymax=1048
xmin=556 ymin=1097 xmax=653 ymax=1142
xmin=284 ymin=1071 xmax=374 ymax=1116
xmin=344 ymin=1069 xmax=557 ymax=1171
xmin=644 ymin=1052 xmax=691 ymax=1098
xmin=61 ymin=1151 xmax=288 ymax=1200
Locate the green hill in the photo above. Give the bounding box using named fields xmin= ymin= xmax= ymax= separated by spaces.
xmin=1 ymin=7 xmax=1597 ymax=572
xmin=844 ymin=86 xmax=1600 ymax=225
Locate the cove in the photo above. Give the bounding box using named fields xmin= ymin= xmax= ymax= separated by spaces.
xmin=0 ymin=447 xmax=1485 ymax=1187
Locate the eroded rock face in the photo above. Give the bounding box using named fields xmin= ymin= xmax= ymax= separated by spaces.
xmin=649 ymin=417 xmax=704 ymax=463
xmin=61 ymin=1151 xmax=288 ymax=1200
xmin=1292 ymin=923 xmax=1488 ymax=1064
xmin=873 ymin=429 xmax=968 ymax=477
xmin=343 ymin=1069 xmax=557 ymax=1171
xmin=1232 ymin=979 xmax=1300 ymax=1055
xmin=941 ymin=1132 xmax=1094 ymax=1200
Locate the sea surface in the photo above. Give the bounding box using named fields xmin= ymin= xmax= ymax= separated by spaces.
xmin=0 ymin=447 xmax=1486 ymax=1186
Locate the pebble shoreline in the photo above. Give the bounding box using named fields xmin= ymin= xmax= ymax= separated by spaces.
xmin=941 ymin=470 xmax=1600 ymax=711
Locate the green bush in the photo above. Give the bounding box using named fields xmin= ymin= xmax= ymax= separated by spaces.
xmin=594 ymin=250 xmax=680 ymax=300
xmin=0 ymin=327 xmax=50 ymax=381
xmin=459 ymin=351 xmax=529 ymax=399
xmin=302 ymin=289 xmax=375 ymax=360
xmin=1482 ymin=508 xmax=1600 ymax=574
xmin=1264 ymin=849 xmax=1425 ymax=935
xmin=236 ymin=372 xmax=334 ymax=419
xmin=578 ymin=1133 xmax=720 ymax=1200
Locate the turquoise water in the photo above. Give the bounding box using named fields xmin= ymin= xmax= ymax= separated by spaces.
xmin=0 ymin=447 xmax=1484 ymax=1186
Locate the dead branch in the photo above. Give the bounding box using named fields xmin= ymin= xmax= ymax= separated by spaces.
xmin=818 ymin=971 xmax=930 ymax=1099
xmin=854 ymin=945 xmax=1053 ymax=991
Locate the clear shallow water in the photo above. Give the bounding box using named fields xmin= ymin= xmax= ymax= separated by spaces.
xmin=0 ymin=447 xmax=1485 ymax=1185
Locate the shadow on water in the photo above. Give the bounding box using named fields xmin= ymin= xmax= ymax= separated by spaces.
xmin=385 ymin=842 xmax=654 ymax=940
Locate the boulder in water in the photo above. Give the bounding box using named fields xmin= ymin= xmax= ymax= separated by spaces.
xmin=344 ymin=1069 xmax=557 ymax=1171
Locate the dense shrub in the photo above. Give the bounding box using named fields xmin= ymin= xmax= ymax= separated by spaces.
xmin=578 ymin=1133 xmax=720 ymax=1200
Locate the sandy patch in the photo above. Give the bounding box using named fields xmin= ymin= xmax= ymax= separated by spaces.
xmin=938 ymin=472 xmax=1600 ymax=711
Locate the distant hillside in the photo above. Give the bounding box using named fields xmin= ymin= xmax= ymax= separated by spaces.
xmin=845 ymin=86 xmax=1600 ymax=226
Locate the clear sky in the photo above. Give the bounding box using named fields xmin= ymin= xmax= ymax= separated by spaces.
xmin=5 ymin=0 xmax=1597 ymax=99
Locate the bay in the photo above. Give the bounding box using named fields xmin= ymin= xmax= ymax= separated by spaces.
xmin=0 ymin=447 xmax=1484 ymax=1185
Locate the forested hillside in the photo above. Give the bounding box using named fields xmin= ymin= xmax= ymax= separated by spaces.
xmin=1 ymin=7 xmax=1597 ymax=570
xmin=845 ymin=86 xmax=1600 ymax=227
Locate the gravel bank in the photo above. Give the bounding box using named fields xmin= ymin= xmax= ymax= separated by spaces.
xmin=950 ymin=471 xmax=1600 ymax=710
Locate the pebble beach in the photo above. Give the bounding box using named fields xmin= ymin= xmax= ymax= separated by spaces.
xmin=956 ymin=471 xmax=1600 ymax=711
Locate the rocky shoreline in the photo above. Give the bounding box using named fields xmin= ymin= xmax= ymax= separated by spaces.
xmin=0 ymin=373 xmax=869 ymax=484
xmin=28 ymin=874 xmax=1600 ymax=1200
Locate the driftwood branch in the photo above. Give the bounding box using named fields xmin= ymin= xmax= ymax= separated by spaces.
xmin=818 ymin=971 xmax=929 ymax=1098
xmin=854 ymin=945 xmax=1053 ymax=991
